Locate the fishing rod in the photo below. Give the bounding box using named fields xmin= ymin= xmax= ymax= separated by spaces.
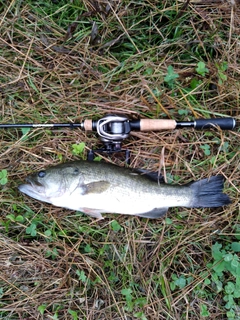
xmin=0 ymin=115 xmax=236 ymax=162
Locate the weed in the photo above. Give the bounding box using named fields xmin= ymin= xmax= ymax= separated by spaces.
xmin=76 ymin=270 xmax=87 ymax=283
xmin=121 ymin=287 xmax=147 ymax=317
xmin=178 ymin=109 xmax=189 ymax=116
xmin=68 ymin=309 xmax=79 ymax=320
xmin=26 ymin=222 xmax=37 ymax=237
xmin=200 ymin=304 xmax=210 ymax=317
xmin=110 ymin=219 xmax=122 ymax=232
xmin=200 ymin=144 xmax=211 ymax=156
xmin=164 ymin=65 xmax=179 ymax=88
xmin=216 ymin=61 xmax=228 ymax=85
xmin=72 ymin=142 xmax=85 ymax=157
xmin=0 ymin=169 xmax=8 ymax=185
xmin=20 ymin=127 xmax=31 ymax=140
xmin=196 ymin=61 xmax=209 ymax=77
xmin=207 ymin=242 xmax=240 ymax=319
xmin=37 ymin=304 xmax=47 ymax=315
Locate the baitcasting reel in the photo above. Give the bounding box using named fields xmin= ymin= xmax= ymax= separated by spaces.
xmin=85 ymin=115 xmax=131 ymax=162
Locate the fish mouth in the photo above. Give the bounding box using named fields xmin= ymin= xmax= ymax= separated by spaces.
xmin=18 ymin=180 xmax=48 ymax=203
xmin=26 ymin=177 xmax=43 ymax=187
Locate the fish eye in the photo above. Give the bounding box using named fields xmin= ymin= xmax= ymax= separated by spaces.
xmin=73 ymin=168 xmax=79 ymax=175
xmin=38 ymin=171 xmax=46 ymax=178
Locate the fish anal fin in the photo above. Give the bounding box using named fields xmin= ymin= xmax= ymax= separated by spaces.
xmin=137 ymin=207 xmax=168 ymax=219
xmin=81 ymin=208 xmax=104 ymax=219
xmin=84 ymin=181 xmax=110 ymax=194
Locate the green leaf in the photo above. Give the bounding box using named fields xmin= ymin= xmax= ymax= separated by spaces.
xmin=51 ymin=313 xmax=59 ymax=320
xmin=6 ymin=214 xmax=16 ymax=222
xmin=93 ymin=156 xmax=102 ymax=161
xmin=21 ymin=127 xmax=31 ymax=140
xmin=0 ymin=169 xmax=8 ymax=185
xmin=200 ymin=304 xmax=210 ymax=317
xmin=212 ymin=242 xmax=223 ymax=260
xmin=196 ymin=61 xmax=209 ymax=76
xmin=231 ymin=242 xmax=240 ymax=252
xmin=214 ymin=279 xmax=223 ymax=293
xmin=152 ymin=88 xmax=161 ymax=97
xmin=226 ymin=309 xmax=235 ymax=318
xmin=178 ymin=109 xmax=188 ymax=116
xmin=111 ymin=220 xmax=122 ymax=232
xmin=84 ymin=244 xmax=92 ymax=253
xmin=0 ymin=177 xmax=8 ymax=185
xmin=15 ymin=215 xmax=24 ymax=222
xmin=218 ymin=72 xmax=227 ymax=83
xmin=45 ymin=248 xmax=59 ymax=259
xmin=0 ymin=287 xmax=4 ymax=298
xmin=44 ymin=229 xmax=52 ymax=237
xmin=121 ymin=288 xmax=132 ymax=300
xmin=144 ymin=67 xmax=154 ymax=75
xmin=213 ymin=260 xmax=226 ymax=274
xmin=233 ymin=286 xmax=240 ymax=298
xmin=231 ymin=257 xmax=239 ymax=270
xmin=219 ymin=61 xmax=228 ymax=72
xmin=170 ymin=281 xmax=176 ymax=291
xmin=173 ymin=276 xmax=187 ymax=289
xmin=190 ymin=78 xmax=202 ymax=89
xmin=200 ymin=144 xmax=211 ymax=156
xmin=219 ymin=141 xmax=229 ymax=152
xmin=225 ymin=282 xmax=235 ymax=295
xmin=26 ymin=223 xmax=37 ymax=236
xmin=134 ymin=311 xmax=148 ymax=320
xmin=72 ymin=142 xmax=85 ymax=156
xmin=76 ymin=270 xmax=87 ymax=283
xmin=164 ymin=65 xmax=179 ymax=87
xmin=165 ymin=218 xmax=173 ymax=225
xmin=0 ymin=169 xmax=7 ymax=178
xmin=234 ymin=226 xmax=240 ymax=240
xmin=133 ymin=62 xmax=144 ymax=71
xmin=68 ymin=309 xmax=78 ymax=320
xmin=38 ymin=304 xmax=47 ymax=315
xmin=176 ymin=277 xmax=187 ymax=289
xmin=224 ymin=295 xmax=235 ymax=309
xmin=224 ymin=253 xmax=234 ymax=262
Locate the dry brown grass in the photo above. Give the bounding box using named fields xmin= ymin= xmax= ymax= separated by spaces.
xmin=0 ymin=0 xmax=239 ymax=319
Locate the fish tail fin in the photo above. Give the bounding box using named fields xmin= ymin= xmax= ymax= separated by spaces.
xmin=190 ymin=175 xmax=231 ymax=208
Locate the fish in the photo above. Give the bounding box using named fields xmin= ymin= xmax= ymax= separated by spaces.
xmin=18 ymin=161 xmax=231 ymax=219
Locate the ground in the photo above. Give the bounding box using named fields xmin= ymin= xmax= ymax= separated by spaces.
xmin=0 ymin=1 xmax=239 ymax=319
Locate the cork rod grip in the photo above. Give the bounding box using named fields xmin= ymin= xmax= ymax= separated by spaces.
xmin=83 ymin=119 xmax=93 ymax=131
xmin=139 ymin=119 xmax=177 ymax=131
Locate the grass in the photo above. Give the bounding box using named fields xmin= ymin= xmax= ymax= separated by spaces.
xmin=0 ymin=0 xmax=239 ymax=319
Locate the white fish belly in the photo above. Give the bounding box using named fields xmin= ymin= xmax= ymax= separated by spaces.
xmin=49 ymin=187 xmax=191 ymax=215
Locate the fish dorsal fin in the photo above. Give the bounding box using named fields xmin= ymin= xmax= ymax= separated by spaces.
xmin=133 ymin=169 xmax=165 ymax=183
xmin=84 ymin=181 xmax=110 ymax=194
xmin=137 ymin=207 xmax=168 ymax=219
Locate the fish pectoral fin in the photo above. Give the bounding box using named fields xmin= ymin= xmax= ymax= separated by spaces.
xmin=84 ymin=181 xmax=110 ymax=194
xmin=137 ymin=207 xmax=168 ymax=219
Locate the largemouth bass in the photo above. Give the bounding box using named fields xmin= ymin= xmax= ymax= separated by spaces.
xmin=18 ymin=161 xmax=231 ymax=219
